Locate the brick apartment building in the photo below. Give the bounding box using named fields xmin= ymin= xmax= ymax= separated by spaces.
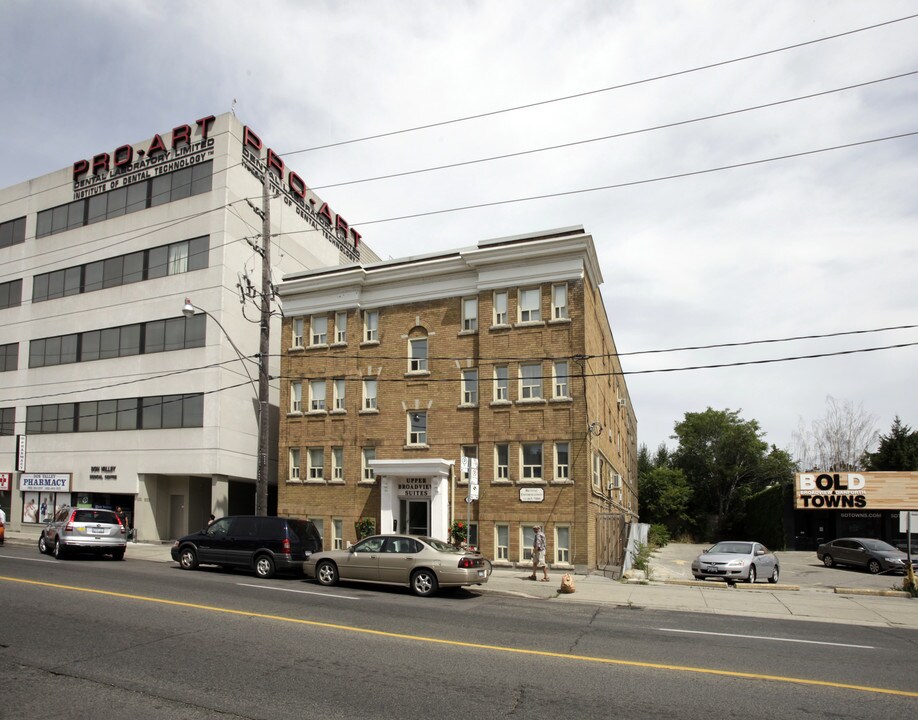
xmin=276 ymin=227 xmax=638 ymax=571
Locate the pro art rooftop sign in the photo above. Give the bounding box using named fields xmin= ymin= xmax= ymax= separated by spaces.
xmin=795 ymin=472 xmax=918 ymax=510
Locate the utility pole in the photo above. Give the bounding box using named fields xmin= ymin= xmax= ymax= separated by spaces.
xmin=255 ymin=164 xmax=272 ymax=516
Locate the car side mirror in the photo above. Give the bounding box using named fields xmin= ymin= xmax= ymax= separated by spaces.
xmin=756 ymin=548 xmax=765 ymax=556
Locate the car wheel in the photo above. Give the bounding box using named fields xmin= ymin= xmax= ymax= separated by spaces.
xmin=316 ymin=560 xmax=339 ymax=586
xmin=179 ymin=546 xmax=199 ymax=570
xmin=411 ymin=569 xmax=439 ymax=597
xmin=867 ymin=559 xmax=882 ymax=575
xmin=768 ymin=566 xmax=779 ymax=584
xmin=254 ymin=554 xmax=276 ymax=579
xmin=53 ymin=538 xmax=66 ymax=560
xmin=111 ymin=548 xmax=126 ymax=561
xmin=747 ymin=565 xmax=757 ymax=584
xmin=822 ymin=554 xmax=835 ymax=568
xmin=38 ymin=534 xmax=50 ymax=554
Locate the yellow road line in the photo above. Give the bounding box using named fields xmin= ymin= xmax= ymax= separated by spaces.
xmin=3 ymin=575 xmax=916 ymax=699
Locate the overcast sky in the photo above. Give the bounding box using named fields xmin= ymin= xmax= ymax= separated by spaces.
xmin=2 ymin=1 xmax=916 ymax=456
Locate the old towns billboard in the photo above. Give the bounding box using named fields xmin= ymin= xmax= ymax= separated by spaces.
xmin=795 ymin=472 xmax=918 ymax=510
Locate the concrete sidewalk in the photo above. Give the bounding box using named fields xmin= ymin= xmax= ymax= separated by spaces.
xmin=3 ymin=531 xmax=916 ymax=629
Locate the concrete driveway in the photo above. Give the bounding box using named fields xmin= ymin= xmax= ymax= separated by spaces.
xmin=649 ymin=543 xmax=916 ymax=592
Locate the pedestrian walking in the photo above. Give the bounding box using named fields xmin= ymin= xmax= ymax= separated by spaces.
xmin=529 ymin=525 xmax=549 ymax=581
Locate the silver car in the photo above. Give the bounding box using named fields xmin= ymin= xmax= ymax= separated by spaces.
xmin=304 ymin=534 xmax=491 ymax=597
xmin=38 ymin=506 xmax=127 ymax=560
xmin=691 ymin=541 xmax=779 ymax=584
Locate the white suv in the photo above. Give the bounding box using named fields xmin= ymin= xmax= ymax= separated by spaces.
xmin=39 ymin=507 xmax=127 ymax=560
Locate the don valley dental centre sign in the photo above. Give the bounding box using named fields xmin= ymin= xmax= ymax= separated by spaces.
xmin=795 ymin=472 xmax=918 ymax=510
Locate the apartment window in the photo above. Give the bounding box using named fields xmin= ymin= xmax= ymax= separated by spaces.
xmin=593 ymin=452 xmax=604 ymax=488
xmin=292 ymin=318 xmax=304 ymax=347
xmin=462 ymin=297 xmax=478 ymax=331
xmin=520 ymin=363 xmax=542 ymax=400
xmin=332 ymin=447 xmax=344 ymax=481
xmin=461 ymin=445 xmax=478 ymax=482
xmin=409 ymin=338 xmax=428 ymax=373
xmin=308 ymin=447 xmax=324 ymax=480
xmin=310 ymin=518 xmax=325 ymax=543
xmin=290 ymin=381 xmax=303 ymax=413
xmin=495 ymin=524 xmax=509 ymax=561
xmin=334 ymin=311 xmax=347 ymax=343
xmin=289 ymin=448 xmax=301 ymax=480
xmin=28 ymin=394 xmax=203 ymax=434
xmin=0 ymin=407 xmax=14 ymax=436
xmin=0 ymin=216 xmax=25 ymax=249
xmin=519 ymin=287 xmax=541 ymax=322
xmin=521 ymin=525 xmax=538 ymax=562
xmin=494 ymin=366 xmax=509 ymax=402
xmin=461 ymin=368 xmax=478 ymax=405
xmin=495 ymin=443 xmax=509 ymax=480
xmin=309 ymin=379 xmax=326 ymax=411
xmin=493 ymin=290 xmax=508 ymax=325
xmin=553 ymin=361 xmax=569 ymax=399
xmin=333 ymin=379 xmax=346 ymax=411
xmin=1 ymin=343 xmax=18 ymax=372
xmin=362 ymin=378 xmax=378 ymax=410
xmin=555 ymin=442 xmax=570 ymax=479
xmin=555 ymin=526 xmax=571 ymax=564
xmin=363 ymin=310 xmax=379 ymax=342
xmin=310 ymin=315 xmax=328 ymax=346
xmin=408 ymin=411 xmax=427 ymax=445
xmin=0 ymin=279 xmax=23 ymax=310
xmin=522 ymin=443 xmax=543 ymax=480
xmin=362 ymin=447 xmax=376 ymax=481
xmin=552 ymin=283 xmax=568 ymax=320
xmin=333 ymin=519 xmax=344 ymax=549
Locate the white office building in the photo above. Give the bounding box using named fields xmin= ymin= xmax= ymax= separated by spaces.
xmin=0 ymin=112 xmax=377 ymax=541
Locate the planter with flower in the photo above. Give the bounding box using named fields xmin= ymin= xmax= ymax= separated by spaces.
xmin=354 ymin=517 xmax=376 ymax=540
xmin=449 ymin=520 xmax=468 ymax=547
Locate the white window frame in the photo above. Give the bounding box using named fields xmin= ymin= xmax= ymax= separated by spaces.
xmin=494 ymin=366 xmax=509 ymax=402
xmin=519 ymin=287 xmax=541 ymax=323
xmin=362 ymin=378 xmax=377 ymax=410
xmin=520 ymin=363 xmax=542 ymax=400
xmin=332 ymin=446 xmax=344 ymax=481
xmin=461 ymin=368 xmax=478 ymax=405
xmin=409 ymin=337 xmax=428 ymax=373
xmin=362 ymin=447 xmax=376 ymax=481
xmin=290 ymin=381 xmax=302 ymax=413
xmin=554 ymin=525 xmax=571 ymax=564
xmin=521 ymin=525 xmax=538 ymax=562
xmin=308 ymin=447 xmax=324 ymax=480
xmin=493 ymin=290 xmax=508 ymax=326
xmin=363 ymin=310 xmax=379 ymax=343
xmin=521 ymin=442 xmax=543 ymax=480
xmin=553 ymin=361 xmax=569 ymax=399
xmin=593 ymin=452 xmax=604 ymax=488
xmin=495 ymin=443 xmax=509 ymax=480
xmin=555 ymin=441 xmax=570 ymax=479
xmin=289 ymin=448 xmax=300 ymax=480
xmin=496 ymin=523 xmax=510 ymax=561
xmin=408 ymin=411 xmax=427 ymax=445
xmin=333 ymin=378 xmax=346 ymax=411
xmin=292 ymin=318 xmax=304 ymax=347
xmin=309 ymin=379 xmax=326 ymax=411
xmin=310 ymin=314 xmax=328 ymax=346
xmin=333 ymin=518 xmax=344 ymax=550
xmin=551 ymin=282 xmax=568 ymax=320
xmin=462 ymin=297 xmax=478 ymax=331
xmin=334 ymin=311 xmax=347 ymax=344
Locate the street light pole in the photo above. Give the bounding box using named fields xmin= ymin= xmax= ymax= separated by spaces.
xmin=255 ymin=166 xmax=272 ymax=517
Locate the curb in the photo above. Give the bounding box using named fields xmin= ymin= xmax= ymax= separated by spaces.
xmin=834 ymin=587 xmax=915 ymax=598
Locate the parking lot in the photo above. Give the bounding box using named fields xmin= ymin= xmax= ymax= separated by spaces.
xmin=651 ymin=543 xmax=916 ymax=591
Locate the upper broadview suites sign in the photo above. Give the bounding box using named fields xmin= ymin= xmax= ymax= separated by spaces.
xmin=795 ymin=472 xmax=918 ymax=510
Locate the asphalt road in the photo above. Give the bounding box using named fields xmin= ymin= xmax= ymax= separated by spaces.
xmin=1 ymin=546 xmax=916 ymax=719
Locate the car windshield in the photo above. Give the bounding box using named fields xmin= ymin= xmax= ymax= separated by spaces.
xmin=419 ymin=537 xmax=462 ymax=553
xmin=73 ymin=510 xmax=118 ymax=524
xmin=861 ymin=539 xmax=898 ymax=552
xmin=708 ymin=542 xmax=753 ymax=555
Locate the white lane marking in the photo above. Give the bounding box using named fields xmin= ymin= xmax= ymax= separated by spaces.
xmin=237 ymin=582 xmax=359 ymax=600
xmin=0 ymin=554 xmax=61 ymax=564
xmin=659 ymin=627 xmax=875 ymax=649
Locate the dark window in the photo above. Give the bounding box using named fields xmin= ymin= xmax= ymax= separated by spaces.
xmin=81 ymin=331 xmax=100 ymax=362
xmin=41 ymin=404 xmax=58 ymax=433
xmin=150 ymin=174 xmax=171 ymax=207
xmin=88 ymin=194 xmax=108 ymax=224
xmin=142 ymin=396 xmax=162 ymax=429
xmin=126 ymin=182 xmax=147 ymax=214
xmin=43 ymin=336 xmax=62 ymax=366
xmin=64 ymin=267 xmax=82 ymax=296
xmin=164 ymin=317 xmax=186 ymax=351
xmin=103 ymin=256 xmax=124 ymax=289
xmin=123 ymin=251 xmax=144 ymax=285
xmin=145 ymin=320 xmax=165 ymax=353
xmin=58 ymin=404 xmax=75 ymax=433
xmin=99 ymin=327 xmax=120 ymax=359
xmin=147 ymin=245 xmax=168 ymax=279
xmin=0 ymin=407 xmax=14 ymax=436
xmin=26 ymin=406 xmax=41 ymax=434
xmin=97 ymin=400 xmax=117 ymax=432
xmin=36 ymin=209 xmax=52 ymax=237
xmin=171 ymin=167 xmax=192 ymax=201
xmin=28 ymin=394 xmax=204 ymax=434
xmin=117 ymin=398 xmax=138 ymax=430
xmin=185 ymin=313 xmax=206 ymax=348
xmin=120 ymin=324 xmax=141 ymax=356
xmin=191 ymin=162 xmax=213 ymax=194
xmin=188 ymin=236 xmax=209 ymax=271
xmin=230 ymin=516 xmax=258 ymax=537
xmin=29 ymin=339 xmax=45 ymax=368
xmin=84 ymin=261 xmax=104 ymax=293
xmin=61 ymin=335 xmax=78 ymax=364
xmin=0 ymin=216 xmax=26 ymax=248
xmin=161 ymin=394 xmax=184 ymax=428
xmin=1 ymin=279 xmax=23 ymax=309
xmin=106 ymin=187 xmax=127 ymax=218
xmin=67 ymin=201 xmax=85 ymax=230
xmin=1 ymin=342 xmax=18 ymax=372
xmin=78 ymin=402 xmax=97 ymax=432
xmin=47 ymin=270 xmax=65 ymax=300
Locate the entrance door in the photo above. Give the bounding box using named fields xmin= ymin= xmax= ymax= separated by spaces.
xmin=169 ymin=494 xmax=185 ymax=539
xmin=406 ymin=500 xmax=429 ymax=536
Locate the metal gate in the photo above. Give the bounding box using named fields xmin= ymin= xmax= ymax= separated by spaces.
xmin=596 ymin=513 xmax=629 ymax=579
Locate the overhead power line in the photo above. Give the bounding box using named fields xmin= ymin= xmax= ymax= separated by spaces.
xmin=280 ymin=13 xmax=918 ymax=156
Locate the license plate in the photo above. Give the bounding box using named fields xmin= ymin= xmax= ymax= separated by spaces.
xmin=705 ymin=565 xmax=718 ymax=572
xmin=89 ymin=527 xmax=106 ymax=534
xmin=477 ymin=570 xmax=485 ymax=577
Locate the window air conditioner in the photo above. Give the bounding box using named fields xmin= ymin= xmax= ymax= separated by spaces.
xmin=611 ymin=473 xmax=622 ymax=489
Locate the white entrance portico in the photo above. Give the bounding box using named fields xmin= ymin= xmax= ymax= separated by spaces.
xmin=370 ymin=459 xmax=454 ymax=540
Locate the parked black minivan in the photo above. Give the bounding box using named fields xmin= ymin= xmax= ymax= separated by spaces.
xmin=171 ymin=515 xmax=322 ymax=579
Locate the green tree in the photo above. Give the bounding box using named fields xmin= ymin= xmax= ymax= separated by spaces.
xmin=638 ymin=466 xmax=693 ymax=536
xmin=672 ymin=408 xmax=778 ymax=537
xmin=864 ymin=416 xmax=918 ymax=471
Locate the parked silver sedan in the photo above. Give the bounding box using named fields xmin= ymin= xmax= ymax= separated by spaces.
xmin=691 ymin=541 xmax=779 ymax=584
xmin=38 ymin=506 xmax=127 ymax=560
xmin=304 ymin=534 xmax=491 ymax=597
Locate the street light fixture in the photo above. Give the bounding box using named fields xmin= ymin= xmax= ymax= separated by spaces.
xmin=182 ymin=298 xmax=269 ymax=516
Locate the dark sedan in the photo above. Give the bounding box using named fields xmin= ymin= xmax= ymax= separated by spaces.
xmin=817 ymin=538 xmax=917 ymax=574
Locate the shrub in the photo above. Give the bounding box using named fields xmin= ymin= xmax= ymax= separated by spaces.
xmin=631 ymin=541 xmax=653 ymax=573
xmin=648 ymin=524 xmax=670 ymax=548
xmin=354 ymin=517 xmax=376 ymax=540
